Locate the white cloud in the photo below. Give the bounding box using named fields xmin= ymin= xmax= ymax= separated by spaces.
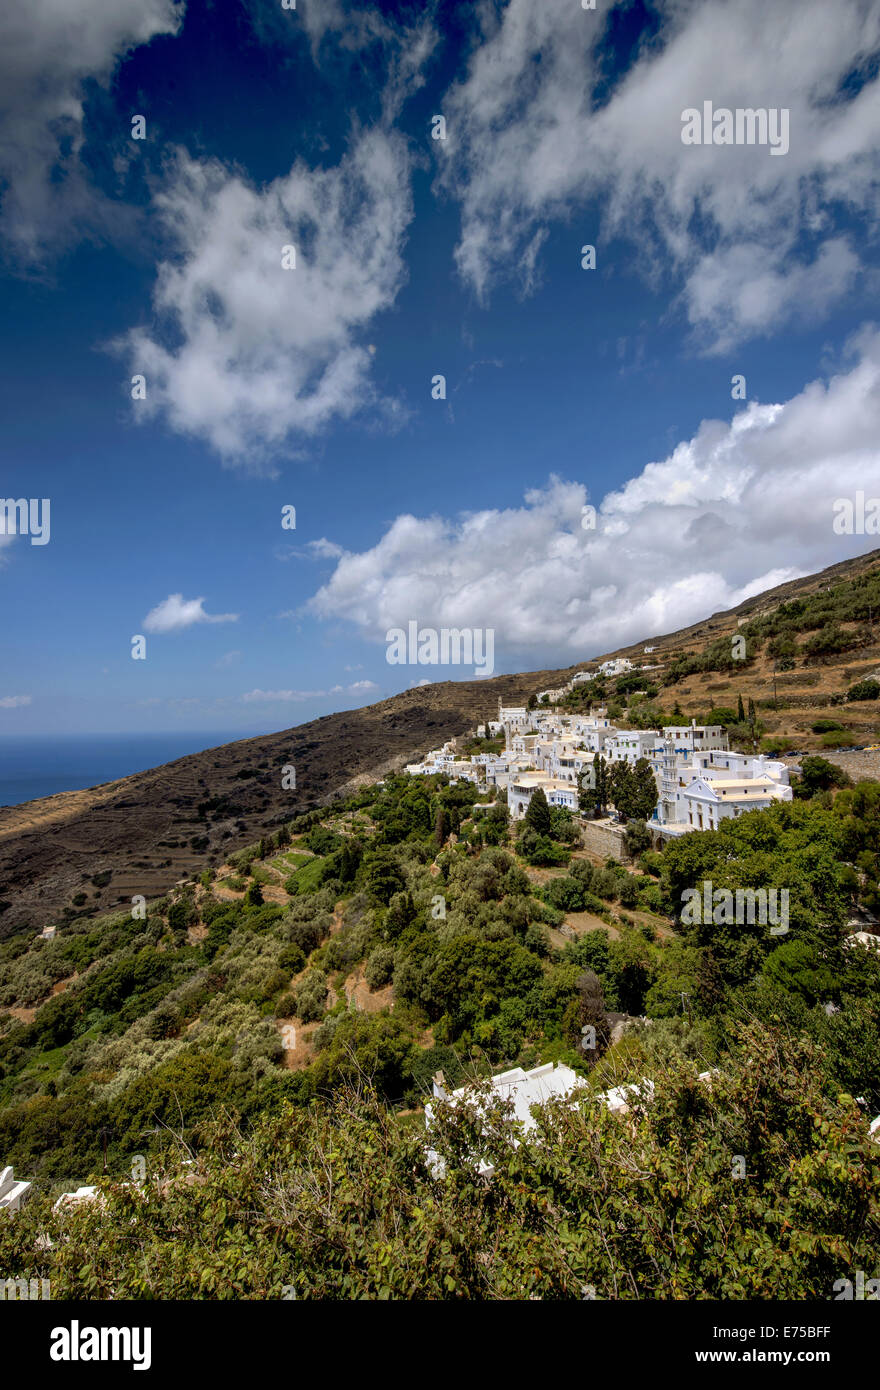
xmin=0 ymin=694 xmax=32 ymax=708
xmin=117 ymin=122 xmax=413 ymax=465
xmin=436 ymin=0 xmax=880 ymax=349
xmin=241 ymin=680 xmax=378 ymax=703
xmin=307 ymin=327 xmax=880 ymax=659
xmin=309 ymin=538 xmax=346 ymax=559
xmin=143 ymin=593 xmax=239 ymax=633
xmin=242 ymin=689 xmax=325 ymax=703
xmin=0 ymin=0 xmax=183 ymax=263
xmin=215 ymin=650 xmax=242 ymax=668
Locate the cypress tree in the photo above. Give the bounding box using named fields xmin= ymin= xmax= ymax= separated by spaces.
xmin=524 ymin=785 xmax=552 ymax=836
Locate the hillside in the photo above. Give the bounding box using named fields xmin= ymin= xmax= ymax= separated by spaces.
xmin=1 ymin=545 xmax=879 ymax=940
xmin=0 ymin=733 xmax=878 ymax=1298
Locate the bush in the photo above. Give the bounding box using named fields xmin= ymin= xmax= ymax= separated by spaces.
xmin=847 ymin=678 xmax=880 ymax=701
xmin=638 ymin=850 xmax=664 ymax=878
xmin=592 ymin=868 xmax=621 ymax=901
xmin=795 ymin=756 xmax=852 ymax=794
xmin=365 ymin=946 xmax=396 ymax=990
xmin=624 ymin=819 xmax=652 ymax=858
xmin=294 ymin=969 xmax=328 ymax=1023
xmin=524 ymin=835 xmax=569 ymax=867
xmin=820 ymin=730 xmax=857 ymax=748
xmin=618 ymin=876 xmax=640 ymax=909
xmin=544 ymin=877 xmax=587 ymax=913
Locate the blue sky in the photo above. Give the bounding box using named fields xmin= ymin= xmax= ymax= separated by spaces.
xmin=1 ymin=0 xmax=880 ymax=737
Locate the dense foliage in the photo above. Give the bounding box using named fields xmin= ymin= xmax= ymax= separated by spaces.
xmin=1 ymin=749 xmax=879 ymax=1298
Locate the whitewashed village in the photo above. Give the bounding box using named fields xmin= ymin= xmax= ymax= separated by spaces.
xmin=3 ymin=649 xmax=879 ymax=1255
xmin=405 ymin=657 xmax=793 ymax=841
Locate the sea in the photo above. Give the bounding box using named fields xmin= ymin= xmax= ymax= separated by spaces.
xmin=0 ymin=731 xmax=256 ymax=809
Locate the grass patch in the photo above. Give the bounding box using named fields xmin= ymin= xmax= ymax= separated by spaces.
xmin=285 ymin=856 xmax=327 ymax=896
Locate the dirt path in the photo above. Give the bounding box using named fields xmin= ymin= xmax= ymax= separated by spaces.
xmin=341 ymin=965 xmax=394 ymax=1013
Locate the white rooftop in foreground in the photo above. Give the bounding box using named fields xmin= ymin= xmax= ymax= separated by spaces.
xmin=53 ymin=1184 xmax=100 ymax=1211
xmin=424 ymin=1062 xmax=662 ymax=1178
xmin=425 ymin=1062 xmax=587 ymax=1177
xmin=474 ymin=1061 xmax=586 ymax=1129
xmin=0 ymin=1165 xmax=32 ymax=1213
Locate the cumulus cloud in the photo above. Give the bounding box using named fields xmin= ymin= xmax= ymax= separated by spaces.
xmin=435 ymin=0 xmax=880 ymax=349
xmin=117 ymin=127 xmax=413 ymax=465
xmin=143 ymin=594 xmax=239 ymax=633
xmin=307 ymin=327 xmax=880 ymax=660
xmin=0 ymin=0 xmax=183 ymax=264
xmin=0 ymin=694 xmax=32 ymax=709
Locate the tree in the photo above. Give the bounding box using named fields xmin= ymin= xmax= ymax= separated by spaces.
xmin=523 ymin=786 xmax=551 ymax=836
xmin=609 ymin=761 xmax=649 ymax=820
xmin=580 ymin=753 xmax=608 ymax=818
xmin=624 ymin=819 xmax=652 ymax=858
xmin=630 ymin=759 xmax=660 ymax=821
xmin=737 ymin=694 xmax=745 ymax=722
xmin=708 ymin=707 xmax=739 ymax=726
xmin=362 ymin=851 xmax=407 ymax=906
xmin=796 ymin=756 xmax=852 ymax=796
xmin=245 ymin=883 xmax=264 ymax=907
xmin=434 ymin=807 xmax=451 ymax=847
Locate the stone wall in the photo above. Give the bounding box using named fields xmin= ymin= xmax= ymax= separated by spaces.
xmin=578 ymin=818 xmax=627 ymax=862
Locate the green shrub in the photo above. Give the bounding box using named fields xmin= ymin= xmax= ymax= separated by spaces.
xmin=294 ymin=969 xmax=328 ymax=1023
xmin=365 ymin=946 xmax=396 ymax=990
xmin=847 ymin=678 xmax=880 ymax=701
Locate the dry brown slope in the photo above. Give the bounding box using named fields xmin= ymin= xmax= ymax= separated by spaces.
xmin=0 ymin=666 xmax=578 ymax=938
xmin=2 ymin=544 xmax=879 ymax=938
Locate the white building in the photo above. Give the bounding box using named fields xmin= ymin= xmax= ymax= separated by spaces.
xmin=692 ymin=748 xmax=790 ymax=784
xmin=498 ymin=703 xmax=530 ymax=735
xmin=0 ymin=1166 xmax=31 ymax=1213
xmin=648 ymin=741 xmax=791 ymax=829
xmin=424 ymin=1064 xmax=660 ymax=1178
xmin=425 ymin=1062 xmax=587 ymax=1177
xmin=53 ymin=1185 xmax=101 ymax=1212
xmin=662 ymin=723 xmax=728 ymax=752
xmin=604 ymin=730 xmax=659 ymax=764
xmin=599 ymin=658 xmax=634 ymax=677
xmin=681 ymin=775 xmax=792 ymax=833
xmin=508 ymin=774 xmax=579 ymax=820
xmin=536 ymin=687 xmax=568 ymax=704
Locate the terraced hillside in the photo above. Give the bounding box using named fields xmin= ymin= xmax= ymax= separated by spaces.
xmin=1 ymin=545 xmax=879 ymax=940
xmin=0 ymin=667 xmax=579 ymax=940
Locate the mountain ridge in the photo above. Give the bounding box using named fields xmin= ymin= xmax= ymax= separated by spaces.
xmin=1 ymin=544 xmax=879 ymax=939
